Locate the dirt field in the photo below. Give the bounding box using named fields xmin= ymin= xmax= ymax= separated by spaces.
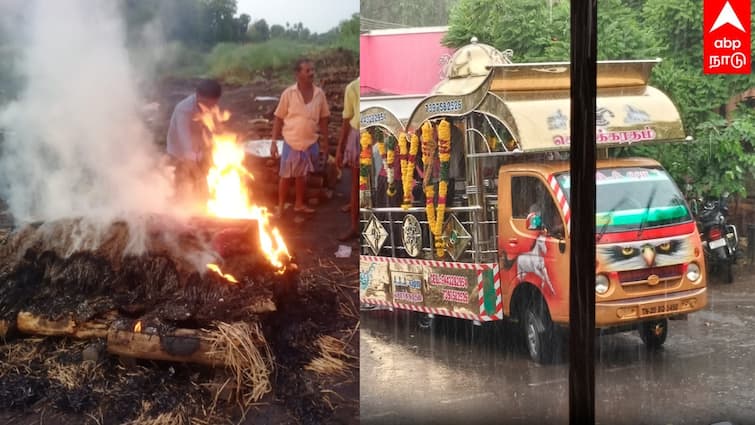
xmin=0 ymin=49 xmax=360 ymax=425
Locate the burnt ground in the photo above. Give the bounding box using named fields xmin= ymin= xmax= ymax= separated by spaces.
xmin=0 ymin=49 xmax=360 ymax=425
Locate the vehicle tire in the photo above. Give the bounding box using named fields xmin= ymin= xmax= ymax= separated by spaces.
xmin=639 ymin=318 xmax=668 ymax=349
xmin=725 ymin=260 xmax=734 ymax=284
xmin=523 ymin=305 xmax=554 ymax=364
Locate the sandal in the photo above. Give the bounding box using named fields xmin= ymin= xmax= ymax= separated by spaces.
xmin=293 ymin=206 xmax=316 ymax=214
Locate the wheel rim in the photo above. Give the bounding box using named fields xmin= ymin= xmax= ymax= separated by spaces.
xmin=418 ymin=316 xmax=431 ymax=328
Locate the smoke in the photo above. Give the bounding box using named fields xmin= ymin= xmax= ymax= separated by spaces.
xmin=0 ymin=0 xmax=184 ymax=225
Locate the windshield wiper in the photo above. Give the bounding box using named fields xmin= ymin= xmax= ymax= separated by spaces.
xmin=596 ymin=197 xmax=629 ymax=242
xmin=637 ymin=185 xmax=658 ymax=237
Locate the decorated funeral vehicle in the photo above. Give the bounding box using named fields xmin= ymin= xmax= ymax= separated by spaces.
xmin=358 ymin=41 xmax=708 ymax=363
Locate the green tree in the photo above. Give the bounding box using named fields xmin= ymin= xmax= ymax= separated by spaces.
xmin=629 ymin=0 xmax=755 ymax=197
xmin=238 ymin=13 xmax=251 ymax=40
xmin=270 ymin=24 xmax=285 ymax=38
xmin=338 ymin=13 xmax=360 ymax=46
xmin=444 ymin=0 xmax=656 ymax=61
xmin=444 ymin=0 xmax=569 ymax=61
xmin=201 ymin=0 xmax=240 ymax=43
xmin=445 ymin=0 xmax=755 ymax=197
xmin=248 ymin=19 xmax=270 ymax=42
xmin=360 ymin=0 xmax=459 ymax=30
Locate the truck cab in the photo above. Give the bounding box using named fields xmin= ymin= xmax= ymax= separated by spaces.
xmin=497 ymin=158 xmax=706 ymax=362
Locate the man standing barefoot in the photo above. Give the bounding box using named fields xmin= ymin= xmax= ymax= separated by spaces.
xmin=271 ymin=58 xmax=330 ymax=216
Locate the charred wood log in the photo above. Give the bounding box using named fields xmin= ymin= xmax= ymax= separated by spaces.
xmin=12 ymin=311 xmax=272 ymax=372
xmin=16 ymin=310 xmax=114 ymax=339
xmin=106 ymin=327 xmax=224 ymax=367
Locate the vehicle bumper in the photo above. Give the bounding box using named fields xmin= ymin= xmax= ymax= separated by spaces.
xmin=596 ymin=286 xmax=707 ymax=327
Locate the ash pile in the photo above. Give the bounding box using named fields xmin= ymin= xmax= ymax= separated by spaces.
xmin=0 ymin=216 xmax=356 ymax=424
xmin=0 ymin=217 xmax=290 ymax=330
xmin=0 ymin=215 xmax=288 ymax=392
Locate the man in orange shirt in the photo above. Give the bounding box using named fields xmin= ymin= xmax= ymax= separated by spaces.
xmin=271 ymin=58 xmax=330 ymax=215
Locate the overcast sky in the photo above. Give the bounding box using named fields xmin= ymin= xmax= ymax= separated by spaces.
xmin=236 ymin=0 xmax=359 ymax=34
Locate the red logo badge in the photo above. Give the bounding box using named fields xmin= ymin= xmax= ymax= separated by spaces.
xmin=703 ymin=0 xmax=751 ymax=74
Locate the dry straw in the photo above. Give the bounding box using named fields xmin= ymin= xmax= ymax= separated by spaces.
xmin=204 ymin=321 xmax=273 ymax=407
xmin=304 ymin=335 xmax=357 ymax=377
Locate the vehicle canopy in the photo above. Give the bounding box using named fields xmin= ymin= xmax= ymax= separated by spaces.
xmin=357 ymin=40 xmax=693 ymax=264
xmin=405 ymin=39 xmax=689 ymax=153
xmin=359 ymin=105 xmax=406 ymax=140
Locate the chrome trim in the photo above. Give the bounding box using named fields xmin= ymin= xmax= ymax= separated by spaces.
xmin=597 ymin=287 xmax=707 ymax=306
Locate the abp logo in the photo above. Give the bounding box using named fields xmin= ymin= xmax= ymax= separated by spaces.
xmin=704 ymin=0 xmax=751 ymax=74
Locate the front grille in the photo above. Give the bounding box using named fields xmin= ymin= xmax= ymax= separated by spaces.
xmin=618 ymin=264 xmax=684 ymax=284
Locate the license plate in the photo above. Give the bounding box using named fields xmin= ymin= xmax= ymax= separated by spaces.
xmin=640 ymin=302 xmax=680 ymax=317
xmin=709 ymin=238 xmax=726 ymax=249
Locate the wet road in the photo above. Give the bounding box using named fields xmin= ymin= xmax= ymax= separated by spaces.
xmin=360 ymin=268 xmax=755 ymax=425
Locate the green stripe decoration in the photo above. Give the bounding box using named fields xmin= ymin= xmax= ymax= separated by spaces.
xmin=482 ymin=269 xmax=496 ymax=315
xmin=596 ymin=205 xmax=688 ymax=226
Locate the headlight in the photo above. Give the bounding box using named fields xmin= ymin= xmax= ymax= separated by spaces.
xmin=686 ymin=262 xmax=701 ymax=282
xmin=595 ymin=274 xmax=610 ymax=294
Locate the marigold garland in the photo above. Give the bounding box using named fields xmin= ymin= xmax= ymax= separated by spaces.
xmin=359 ymin=131 xmax=373 ymax=207
xmin=398 ymin=132 xmax=410 ymax=208
xmin=435 ymin=119 xmax=452 ymax=257
xmin=420 ymin=121 xmax=435 ymax=187
xmin=420 ymin=121 xmax=440 ymax=256
xmin=408 ymin=133 xmax=419 ymax=201
xmin=385 ymin=135 xmax=397 ymax=197
xmin=425 ymin=184 xmax=436 ymax=248
xmin=376 ymin=132 xmax=386 ymax=157
xmin=400 ymin=132 xmax=420 ymax=209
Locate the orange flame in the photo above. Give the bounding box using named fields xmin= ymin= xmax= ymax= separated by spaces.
xmin=198 ymin=105 xmax=291 ymax=273
xmin=207 ymin=263 xmax=239 ymax=283
xmin=134 ymin=321 xmax=142 ymax=333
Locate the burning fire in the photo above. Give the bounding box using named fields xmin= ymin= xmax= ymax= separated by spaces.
xmin=134 ymin=321 xmax=142 ymax=333
xmin=207 ymin=263 xmax=239 ymax=284
xmin=197 ymin=106 xmax=291 ymax=274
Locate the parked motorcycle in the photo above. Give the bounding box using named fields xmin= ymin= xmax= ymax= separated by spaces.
xmin=690 ymin=194 xmax=739 ymax=283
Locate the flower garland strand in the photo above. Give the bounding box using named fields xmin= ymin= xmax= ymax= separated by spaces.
xmin=400 ymin=132 xmax=420 ymax=210
xmin=420 ymin=121 xmax=437 ymax=252
xmin=359 ymin=131 xmax=373 ymax=207
xmin=385 ymin=135 xmax=397 ymax=197
xmin=399 ymin=132 xmax=410 ymax=208
xmin=435 ymin=119 xmax=452 ymax=257
xmin=376 ymin=131 xmax=386 ymax=162
xmin=407 ymin=133 xmax=420 ymax=203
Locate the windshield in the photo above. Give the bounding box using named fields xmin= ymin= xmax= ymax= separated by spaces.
xmin=555 ymin=167 xmax=692 ymax=233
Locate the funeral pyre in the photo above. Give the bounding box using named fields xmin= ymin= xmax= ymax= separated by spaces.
xmin=0 ymin=105 xmax=357 ymax=423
